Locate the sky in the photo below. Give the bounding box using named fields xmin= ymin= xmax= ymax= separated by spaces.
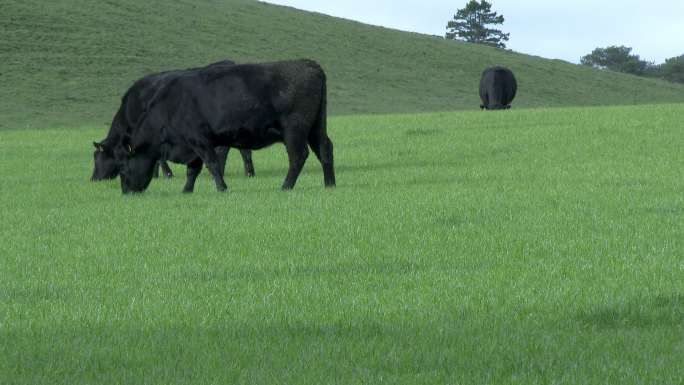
xmin=262 ymin=0 xmax=684 ymax=64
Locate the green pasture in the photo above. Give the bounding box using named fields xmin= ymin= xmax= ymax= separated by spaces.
xmin=1 ymin=104 xmax=682 ymax=384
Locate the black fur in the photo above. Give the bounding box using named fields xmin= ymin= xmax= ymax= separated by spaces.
xmin=91 ymin=60 xmax=256 ymax=181
xmin=479 ymin=66 xmax=517 ymax=110
xmin=116 ymin=60 xmax=334 ymax=194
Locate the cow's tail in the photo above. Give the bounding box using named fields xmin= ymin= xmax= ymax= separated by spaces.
xmin=492 ymin=71 xmax=505 ymax=109
xmin=318 ymin=72 xmax=328 ymax=133
xmin=316 ymin=70 xmax=327 ymax=135
xmin=310 ymin=64 xmax=335 ymax=187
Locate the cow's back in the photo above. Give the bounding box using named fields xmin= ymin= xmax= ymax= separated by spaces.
xmin=107 ymin=60 xmax=237 ymax=144
xmin=480 ymin=66 xmax=517 ymax=109
xmin=145 ymin=60 xmax=326 ymax=150
xmin=167 ymin=60 xmax=325 ymax=126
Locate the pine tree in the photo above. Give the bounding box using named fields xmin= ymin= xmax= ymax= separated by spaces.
xmin=445 ymin=1 xmax=510 ymax=49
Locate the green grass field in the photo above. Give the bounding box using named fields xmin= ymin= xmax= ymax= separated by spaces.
xmin=3 ymin=0 xmax=684 ymax=130
xmin=1 ymin=104 xmax=682 ymax=384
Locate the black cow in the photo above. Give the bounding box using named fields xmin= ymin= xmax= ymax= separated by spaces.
xmin=91 ymin=60 xmax=255 ymax=181
xmin=116 ymin=59 xmax=335 ymax=194
xmin=479 ymin=66 xmax=517 ymax=110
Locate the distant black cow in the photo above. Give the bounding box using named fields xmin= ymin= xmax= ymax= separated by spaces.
xmin=479 ymin=66 xmax=517 ymax=110
xmin=91 ymin=60 xmax=255 ymax=181
xmin=115 ymin=59 xmax=335 ymax=194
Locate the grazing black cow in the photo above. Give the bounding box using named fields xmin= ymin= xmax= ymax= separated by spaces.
xmin=479 ymin=66 xmax=517 ymax=110
xmin=116 ymin=59 xmax=335 ymax=194
xmin=91 ymin=60 xmax=256 ymax=181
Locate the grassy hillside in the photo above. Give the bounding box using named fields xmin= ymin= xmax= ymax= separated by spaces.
xmin=2 ymin=104 xmax=683 ymax=383
xmin=2 ymin=0 xmax=683 ymax=130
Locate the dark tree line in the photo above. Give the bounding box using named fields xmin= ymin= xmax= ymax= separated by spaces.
xmin=658 ymin=55 xmax=684 ymax=84
xmin=581 ymin=46 xmax=684 ymax=84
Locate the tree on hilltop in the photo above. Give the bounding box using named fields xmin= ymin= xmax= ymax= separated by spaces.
xmin=445 ymin=1 xmax=510 ymax=49
xmin=580 ymin=46 xmax=651 ymax=76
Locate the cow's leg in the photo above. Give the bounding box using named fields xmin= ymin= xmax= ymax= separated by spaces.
xmin=282 ymin=131 xmax=309 ymax=190
xmin=183 ymin=158 xmax=203 ymax=193
xmin=160 ymin=161 xmax=174 ymax=178
xmin=152 ymin=161 xmax=160 ymax=178
xmin=191 ymin=144 xmax=228 ymax=192
xmin=215 ymin=146 xmax=229 ymax=177
xmin=308 ymin=130 xmax=335 ymax=188
xmin=240 ymin=149 xmax=255 ymax=177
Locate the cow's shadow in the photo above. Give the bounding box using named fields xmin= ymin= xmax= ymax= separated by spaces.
xmin=243 ymin=158 xmax=465 ymax=178
xmin=576 ymin=294 xmax=684 ymax=329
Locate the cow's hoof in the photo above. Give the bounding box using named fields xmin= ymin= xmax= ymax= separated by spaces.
xmin=164 ymin=173 xmax=174 ymax=179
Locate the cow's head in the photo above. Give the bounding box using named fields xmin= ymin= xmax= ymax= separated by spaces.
xmin=91 ymin=141 xmax=119 ymax=181
xmin=117 ymin=142 xmax=157 ymax=194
